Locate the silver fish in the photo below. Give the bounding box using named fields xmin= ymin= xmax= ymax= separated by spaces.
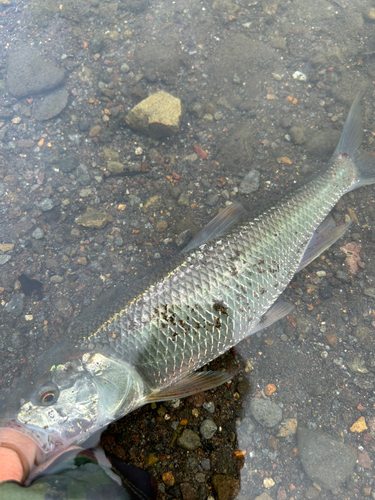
xmin=1 ymin=92 xmax=374 ymax=463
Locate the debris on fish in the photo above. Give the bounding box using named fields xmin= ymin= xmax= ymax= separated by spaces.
xmin=1 ymin=92 xmax=374 ymax=464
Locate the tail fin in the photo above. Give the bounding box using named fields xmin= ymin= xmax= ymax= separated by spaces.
xmin=336 ymin=91 xmax=375 ymax=192
xmin=334 ymin=91 xmax=363 ymax=156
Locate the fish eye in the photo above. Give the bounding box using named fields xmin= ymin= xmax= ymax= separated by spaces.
xmin=33 ymin=383 xmax=60 ymax=406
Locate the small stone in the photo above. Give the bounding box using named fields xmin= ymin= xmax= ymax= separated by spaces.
xmin=107 ymin=161 xmax=125 ymax=174
xmin=177 ymin=193 xmax=189 ymax=207
xmin=200 ymin=419 xmax=218 ymax=439
xmin=4 ymin=293 xmax=25 ymax=317
xmin=177 ymin=429 xmax=201 ymax=451
xmin=271 ymin=37 xmax=287 ymax=50
xmin=120 ymin=63 xmax=130 ymax=73
xmin=32 ymin=227 xmax=44 ymax=239
xmin=250 ymin=398 xmax=282 ymax=427
xmin=162 ymin=471 xmax=175 ymax=487
xmin=76 ymin=207 xmax=113 ymax=229
xmin=201 ymin=458 xmax=210 ymax=470
xmin=263 ymin=477 xmax=275 ymax=488
xmin=0 ymin=255 xmax=11 ymax=265
xmin=156 ymin=220 xmax=168 ymax=232
xmin=0 ymin=244 xmax=14 ymax=252
xmin=264 ymin=383 xmax=276 ymax=396
xmin=143 ymin=195 xmax=161 ymax=214
xmin=239 ymin=170 xmax=260 ymax=194
xmin=77 ymin=257 xmax=87 ymax=266
xmin=195 ymin=472 xmax=205 ymax=483
xmin=145 ymin=453 xmax=158 ymax=466
xmin=50 ymin=275 xmax=63 ymax=284
xmin=254 ymin=494 xmax=273 ymax=500
xmin=203 ymin=401 xmax=215 ymax=413
xmin=180 ymin=483 xmax=197 ymax=500
xmin=79 ymin=188 xmax=92 ymax=197
xmin=35 ymin=198 xmax=54 ymax=211
xmin=89 ymin=125 xmax=101 ymax=137
xmin=362 ymin=486 xmax=372 ymax=497
xmin=212 ymin=475 xmax=240 ymax=500
xmin=125 ymin=91 xmax=182 ymax=139
xmin=277 ymin=418 xmax=298 ymax=437
xmin=363 ymin=7 xmax=375 ymax=20
xmin=290 ymin=126 xmax=307 ymax=145
xmin=103 ymin=148 xmax=119 ymax=160
xmin=350 ymin=416 xmax=367 ymax=433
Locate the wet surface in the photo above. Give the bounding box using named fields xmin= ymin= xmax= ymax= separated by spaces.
xmin=1 ymin=0 xmax=375 ymax=498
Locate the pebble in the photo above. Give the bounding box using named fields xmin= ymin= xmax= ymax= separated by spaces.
xmin=156 ymin=220 xmax=168 ymax=232
xmin=277 ymin=418 xmax=297 ymax=437
xmin=120 ymin=63 xmax=130 ymax=73
xmin=289 ymin=126 xmax=307 ymax=145
xmin=77 ymin=257 xmax=87 ymax=266
xmin=263 ymin=477 xmax=275 ymax=488
xmin=50 ymin=275 xmax=63 ymax=284
xmin=32 ymin=227 xmax=44 ymax=240
xmin=212 ymin=474 xmax=239 ymax=500
xmin=350 ymin=416 xmax=367 ymax=433
xmin=239 ymin=170 xmax=260 ymax=194
xmin=297 ymin=426 xmax=357 ymax=490
xmin=162 ymin=471 xmax=175 ymax=487
xmin=0 ymin=255 xmax=12 ymax=265
xmin=177 ymin=429 xmax=201 ymax=451
xmin=35 ymin=198 xmax=54 ymax=211
xmin=206 ymin=193 xmax=219 ymax=206
xmin=249 ymin=398 xmax=283 ymax=427
xmin=4 ymin=293 xmax=25 ymax=317
xmin=201 ymin=458 xmax=210 ymax=470
xmin=89 ymin=125 xmax=101 ymax=137
xmin=200 ymin=419 xmax=217 ymax=439
xmin=107 ymin=161 xmax=125 ymax=174
xmin=76 ymin=207 xmax=113 ymax=229
xmin=0 ymin=244 xmax=14 ymax=252
xmin=203 ymin=401 xmax=215 ymax=413
xmin=177 ymin=193 xmax=189 ymax=207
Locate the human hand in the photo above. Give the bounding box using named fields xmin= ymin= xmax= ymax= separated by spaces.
xmin=0 ymin=428 xmax=43 ymax=484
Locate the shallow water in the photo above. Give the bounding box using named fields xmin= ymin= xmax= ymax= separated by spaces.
xmin=1 ymin=0 xmax=375 ymax=498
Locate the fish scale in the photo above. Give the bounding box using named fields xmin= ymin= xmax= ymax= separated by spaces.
xmin=87 ymin=156 xmax=358 ymax=392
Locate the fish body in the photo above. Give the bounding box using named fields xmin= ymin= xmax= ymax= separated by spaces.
xmin=1 ymin=93 xmax=374 ymax=462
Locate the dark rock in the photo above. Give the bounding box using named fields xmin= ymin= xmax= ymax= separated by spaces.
xmin=180 ymin=482 xmax=198 ymax=500
xmin=34 ymin=88 xmax=69 ymax=121
xmin=297 ymin=426 xmax=357 ymax=490
xmin=212 ymin=475 xmax=240 ymax=500
xmin=249 ymin=398 xmax=282 ymax=427
xmin=7 ymin=46 xmax=65 ymax=98
xmin=4 ymin=293 xmax=25 ymax=317
xmin=177 ymin=429 xmax=201 ymax=451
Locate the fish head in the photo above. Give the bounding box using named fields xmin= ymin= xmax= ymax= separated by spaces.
xmin=0 ymin=341 xmax=144 ymax=462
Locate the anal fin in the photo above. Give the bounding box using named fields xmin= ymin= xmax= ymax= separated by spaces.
xmin=145 ymin=371 xmax=233 ymax=403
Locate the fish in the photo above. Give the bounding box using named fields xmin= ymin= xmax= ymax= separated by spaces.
xmin=0 ymin=92 xmax=374 ymax=465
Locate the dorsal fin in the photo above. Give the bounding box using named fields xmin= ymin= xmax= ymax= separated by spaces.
xmin=182 ymin=202 xmax=247 ymax=253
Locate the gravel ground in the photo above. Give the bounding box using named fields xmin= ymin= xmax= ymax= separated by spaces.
xmin=1 ymin=0 xmax=375 ymax=499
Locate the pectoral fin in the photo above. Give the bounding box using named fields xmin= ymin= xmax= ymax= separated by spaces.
xmin=145 ymin=370 xmax=233 ymax=403
xmin=296 ymin=217 xmax=352 ymax=273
